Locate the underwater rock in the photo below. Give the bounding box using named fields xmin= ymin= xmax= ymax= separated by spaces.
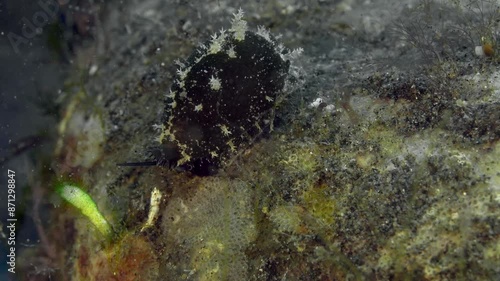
xmin=161 ymin=178 xmax=256 ymax=280
xmin=156 ymin=9 xmax=298 ymax=175
xmin=74 ymin=234 xmax=159 ymax=281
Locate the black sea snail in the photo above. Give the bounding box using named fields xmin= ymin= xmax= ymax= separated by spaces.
xmin=152 ymin=9 xmax=301 ymax=175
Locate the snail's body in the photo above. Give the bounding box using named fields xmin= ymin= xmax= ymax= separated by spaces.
xmin=156 ymin=10 xmax=294 ymax=175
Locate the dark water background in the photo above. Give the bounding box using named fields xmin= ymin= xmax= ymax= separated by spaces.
xmin=1 ymin=1 xmax=65 ymax=280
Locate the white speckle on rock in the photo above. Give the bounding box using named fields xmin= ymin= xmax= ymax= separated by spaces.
xmin=309 ymin=97 xmax=324 ymax=108
xmin=89 ymin=65 xmax=98 ymax=76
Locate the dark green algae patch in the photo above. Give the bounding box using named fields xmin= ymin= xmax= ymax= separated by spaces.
xmin=18 ymin=1 xmax=500 ymax=281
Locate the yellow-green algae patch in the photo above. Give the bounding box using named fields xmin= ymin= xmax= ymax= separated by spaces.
xmin=301 ymin=183 xmax=337 ymax=226
xmin=269 ymin=205 xmax=306 ymax=234
xmin=56 ymin=184 xmax=113 ymax=238
xmin=375 ymin=142 xmax=500 ymax=279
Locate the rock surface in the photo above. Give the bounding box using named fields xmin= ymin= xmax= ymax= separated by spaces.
xmin=19 ymin=0 xmax=500 ymax=280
